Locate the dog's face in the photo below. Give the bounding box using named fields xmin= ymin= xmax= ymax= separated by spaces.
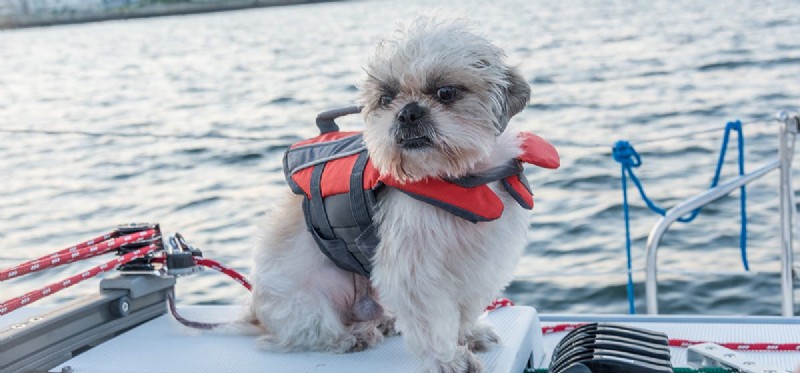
xmin=360 ymin=19 xmax=531 ymax=182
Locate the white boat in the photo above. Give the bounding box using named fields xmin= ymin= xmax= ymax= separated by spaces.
xmin=1 ymin=112 xmax=799 ymax=373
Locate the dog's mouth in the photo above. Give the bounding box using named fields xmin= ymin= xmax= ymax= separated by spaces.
xmin=397 ymin=136 xmax=434 ymax=150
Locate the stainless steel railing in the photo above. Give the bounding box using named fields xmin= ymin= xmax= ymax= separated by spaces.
xmin=644 ymin=111 xmax=799 ymax=316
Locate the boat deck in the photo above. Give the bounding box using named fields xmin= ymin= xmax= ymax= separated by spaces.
xmin=3 ymin=306 xmax=799 ymax=372
xmin=4 ymin=306 xmax=540 ymax=373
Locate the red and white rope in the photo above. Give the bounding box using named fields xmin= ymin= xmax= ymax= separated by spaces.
xmin=0 ymin=243 xmax=159 ymax=316
xmin=0 ymin=229 xmax=156 ymax=282
xmin=485 ymin=298 xmax=514 ymax=311
xmin=541 ymin=323 xmax=800 ymax=352
xmin=669 ymin=338 xmax=800 ymax=351
xmin=195 ymin=258 xmax=252 ymax=291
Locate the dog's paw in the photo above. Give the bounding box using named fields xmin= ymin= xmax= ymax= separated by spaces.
xmin=377 ymin=314 xmax=399 ymax=336
xmin=349 ymin=324 xmax=383 ymax=353
xmin=348 ymin=339 xmax=370 ymax=353
xmin=432 ymin=347 xmax=484 ymax=373
xmin=463 ymin=324 xmax=500 ymax=352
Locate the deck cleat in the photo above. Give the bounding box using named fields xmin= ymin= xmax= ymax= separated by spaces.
xmin=164 ymin=233 xmax=204 ymax=276
xmin=548 ymin=323 xmax=672 ymax=373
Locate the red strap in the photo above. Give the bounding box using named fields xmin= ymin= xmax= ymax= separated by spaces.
xmin=503 ymin=175 xmax=534 ymax=210
xmin=380 ymin=175 xmax=505 ymax=221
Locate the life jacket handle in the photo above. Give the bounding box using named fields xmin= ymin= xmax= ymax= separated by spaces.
xmin=315 ymin=106 xmax=363 ymax=134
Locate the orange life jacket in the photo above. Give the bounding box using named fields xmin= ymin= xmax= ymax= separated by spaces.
xmin=282 ymin=107 xmax=559 ymax=276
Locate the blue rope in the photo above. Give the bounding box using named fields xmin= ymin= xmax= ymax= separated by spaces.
xmin=612 ymin=121 xmax=748 ymax=314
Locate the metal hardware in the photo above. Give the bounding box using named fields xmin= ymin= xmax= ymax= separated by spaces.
xmin=777 ymin=111 xmax=798 ymax=317
xmin=164 ymin=233 xmax=204 ymax=277
xmin=116 ymin=222 xmax=160 ymax=234
xmin=0 ymin=275 xmax=175 ymax=373
xmin=645 ymin=112 xmax=798 ymax=316
xmin=687 ymin=342 xmax=791 ymax=373
xmin=644 ymin=158 xmax=780 ymax=314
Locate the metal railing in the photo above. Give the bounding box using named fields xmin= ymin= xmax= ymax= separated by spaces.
xmin=644 ymin=111 xmax=799 ymax=316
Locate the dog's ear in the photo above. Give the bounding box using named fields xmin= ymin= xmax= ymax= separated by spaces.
xmin=504 ymin=67 xmax=531 ymax=120
xmin=496 ymin=67 xmax=531 ymax=133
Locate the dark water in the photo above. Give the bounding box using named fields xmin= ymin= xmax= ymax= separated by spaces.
xmin=1 ymin=0 xmax=799 ymax=316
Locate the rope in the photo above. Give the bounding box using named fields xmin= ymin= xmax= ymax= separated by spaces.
xmin=525 ymin=369 xmax=733 ymax=373
xmin=195 ymin=258 xmax=252 ymax=291
xmin=553 ymin=120 xmax=773 ymax=150
xmin=0 ymin=127 xmax=280 ymax=142
xmin=163 ymin=257 xmax=512 ymax=329
xmin=0 ymin=242 xmax=160 ymax=316
xmin=542 ymin=323 xmax=800 ymax=352
xmin=612 ymin=120 xmax=748 ymax=314
xmin=0 ymin=229 xmax=157 ymax=282
xmin=484 ymin=298 xmax=514 ymax=311
xmin=669 ymin=339 xmax=800 ymax=351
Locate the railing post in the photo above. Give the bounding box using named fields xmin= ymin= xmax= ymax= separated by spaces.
xmin=643 ymin=160 xmax=780 ymax=315
xmin=778 ymin=111 xmax=798 ymax=317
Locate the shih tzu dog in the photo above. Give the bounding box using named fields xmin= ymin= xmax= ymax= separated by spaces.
xmin=238 ymin=18 xmax=558 ymax=373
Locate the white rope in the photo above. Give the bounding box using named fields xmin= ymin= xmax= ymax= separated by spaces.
xmin=555 ymin=119 xmax=776 ymax=150
xmin=514 ymin=266 xmax=767 ymax=280
xmin=0 ymin=127 xmax=279 ymax=142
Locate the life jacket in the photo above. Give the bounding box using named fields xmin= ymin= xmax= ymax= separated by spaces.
xmin=282 ymin=106 xmax=560 ymax=277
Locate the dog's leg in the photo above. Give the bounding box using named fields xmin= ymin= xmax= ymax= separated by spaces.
xmin=253 ymin=293 xmax=359 ymax=353
xmin=251 ymin=193 xmax=377 ymax=353
xmin=458 ymin=301 xmax=500 ymax=352
xmin=392 ymin=298 xmax=483 ymax=373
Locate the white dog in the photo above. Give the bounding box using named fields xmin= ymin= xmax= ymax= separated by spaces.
xmin=238 ymin=18 xmax=557 ymax=373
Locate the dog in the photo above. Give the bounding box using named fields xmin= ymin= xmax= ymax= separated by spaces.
xmin=239 ymin=18 xmax=556 ymax=373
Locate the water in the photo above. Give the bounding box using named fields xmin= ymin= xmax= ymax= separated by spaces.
xmin=1 ymin=0 xmax=799 ymax=316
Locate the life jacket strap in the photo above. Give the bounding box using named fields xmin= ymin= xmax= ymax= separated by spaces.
xmin=349 ymin=151 xmax=373 ymax=231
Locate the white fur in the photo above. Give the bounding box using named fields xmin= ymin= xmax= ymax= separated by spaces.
xmin=371 ymin=131 xmax=528 ymax=372
xmin=242 ymin=19 xmax=533 ymax=373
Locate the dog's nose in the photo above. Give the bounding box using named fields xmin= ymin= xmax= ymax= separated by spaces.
xmin=396 ymin=102 xmax=425 ymax=125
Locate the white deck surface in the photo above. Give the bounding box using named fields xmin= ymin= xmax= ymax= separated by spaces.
xmin=5 ymin=306 xmax=800 ymax=372
xmin=47 ymin=305 xmax=542 ymax=373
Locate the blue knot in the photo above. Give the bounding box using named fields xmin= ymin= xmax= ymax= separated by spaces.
xmin=612 ymin=140 xmax=641 ymax=167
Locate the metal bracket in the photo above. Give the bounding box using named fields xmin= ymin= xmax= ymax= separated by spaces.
xmin=687 ymin=342 xmax=791 ymax=373
xmin=777 ymin=111 xmax=800 ymax=133
xmin=0 ymin=274 xmax=175 ymax=373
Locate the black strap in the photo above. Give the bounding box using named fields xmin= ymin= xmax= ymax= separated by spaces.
xmin=309 ymin=164 xmax=335 ymax=239
xmin=447 ymin=159 xmax=524 ymax=188
xmin=349 ymin=150 xmax=373 ymax=231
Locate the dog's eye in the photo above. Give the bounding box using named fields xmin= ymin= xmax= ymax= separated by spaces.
xmin=379 ymin=95 xmax=394 ymax=108
xmin=436 ymin=86 xmax=459 ymax=102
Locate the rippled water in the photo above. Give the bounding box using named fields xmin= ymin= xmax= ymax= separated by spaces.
xmin=1 ymin=0 xmax=799 ymax=316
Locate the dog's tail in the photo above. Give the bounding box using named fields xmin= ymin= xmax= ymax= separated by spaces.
xmin=168 ymin=292 xmax=266 ymax=335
